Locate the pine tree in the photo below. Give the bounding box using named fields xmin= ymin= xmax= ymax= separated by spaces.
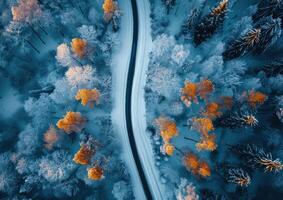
xmin=255 ymin=61 xmax=283 ymax=77
xmin=253 ymin=17 xmax=281 ymax=54
xmin=214 ymin=112 xmax=258 ymax=129
xmin=252 ymin=0 xmax=283 ymax=23
xmin=223 ymin=28 xmax=261 ymax=60
xmin=226 ymin=168 xmax=251 ymax=187
xmin=223 ymin=17 xmax=281 ymax=60
xmin=231 ymin=144 xmax=283 ymax=173
xmin=194 ymin=0 xmax=229 ymax=45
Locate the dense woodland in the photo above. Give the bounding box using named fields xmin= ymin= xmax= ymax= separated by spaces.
xmin=0 ymin=0 xmax=134 ymax=199
xmin=145 ymin=0 xmax=283 ymax=199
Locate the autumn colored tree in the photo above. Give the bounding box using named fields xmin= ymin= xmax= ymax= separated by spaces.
xmin=71 ymin=38 xmax=88 ymax=58
xmin=247 ymin=91 xmax=267 ymax=108
xmin=202 ymin=102 xmax=222 ymax=119
xmin=191 ymin=117 xmax=214 ymax=137
xmin=194 ymin=0 xmax=229 ymax=45
xmin=181 ymin=81 xmax=198 ymax=107
xmin=196 ymin=134 xmax=217 ymax=151
xmin=155 ymin=117 xmax=178 ymax=142
xmin=43 ymin=125 xmax=58 ymax=150
xmin=11 ymin=0 xmax=42 ymax=23
xmin=183 ymin=153 xmax=211 ymax=178
xmin=184 ymin=153 xmax=199 ymax=174
xmin=88 ymin=165 xmax=104 ymax=180
xmin=161 ymin=142 xmax=175 ymax=156
xmin=73 ymin=145 xmax=95 ymax=165
xmin=197 ymin=80 xmax=214 ymax=100
xmin=103 ymin=0 xmax=118 ymax=22
xmin=185 ymin=134 xmax=217 ymax=152
xmin=181 ymin=80 xmax=214 ymax=106
xmin=103 ymin=0 xmax=116 ymax=14
xmin=75 ymin=89 xmax=100 ymax=108
xmin=11 ymin=0 xmax=46 ymax=45
xmin=198 ymin=161 xmax=211 ymax=177
xmin=219 ymin=96 xmax=233 ymax=109
xmin=57 ymin=111 xmax=86 ymax=133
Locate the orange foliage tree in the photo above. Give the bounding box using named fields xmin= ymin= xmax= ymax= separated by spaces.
xmin=75 ymin=89 xmax=100 ymax=108
xmin=102 ymin=0 xmax=118 ymax=22
xmin=196 ymin=134 xmax=217 ymax=151
xmin=103 ymin=0 xmax=116 ymax=14
xmin=191 ymin=117 xmax=214 ymax=137
xmin=183 ymin=153 xmax=211 ymax=178
xmin=219 ymin=96 xmax=233 ymax=109
xmin=181 ymin=81 xmax=198 ymax=107
xmin=88 ymin=165 xmax=104 ymax=180
xmin=73 ymin=145 xmax=95 ymax=165
xmin=71 ymin=38 xmax=87 ymax=58
xmin=57 ymin=111 xmax=86 ymax=133
xmin=161 ymin=142 xmax=175 ymax=156
xmin=155 ymin=117 xmax=178 ymax=142
xmin=181 ymin=79 xmax=214 ymax=106
xmin=43 ymin=125 xmax=58 ymax=150
xmin=202 ymin=102 xmax=222 ymax=119
xmin=197 ymin=79 xmax=214 ymax=100
xmin=247 ymin=91 xmax=267 ymax=107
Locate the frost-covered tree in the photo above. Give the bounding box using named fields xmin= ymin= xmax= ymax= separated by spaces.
xmin=77 ymin=25 xmax=97 ymax=44
xmin=146 ymin=65 xmax=181 ymax=99
xmin=152 ymin=34 xmax=175 ymax=60
xmin=194 ymin=0 xmax=229 ymax=45
xmin=112 ymin=180 xmax=134 ymax=200
xmin=65 ymin=65 xmax=97 ymax=88
xmin=53 ymin=178 xmax=80 ymax=198
xmin=0 ymin=153 xmax=19 ymax=194
xmin=56 ymin=43 xmax=75 ymax=67
xmin=175 ymin=178 xmax=199 ymax=200
xmin=170 ymin=44 xmax=189 ymax=66
xmin=17 ymin=124 xmax=42 ymax=156
xmin=24 ymin=93 xmax=55 ymax=129
xmin=39 ymin=150 xmax=77 ymax=182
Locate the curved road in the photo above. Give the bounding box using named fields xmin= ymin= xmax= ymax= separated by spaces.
xmin=125 ymin=0 xmax=153 ymax=199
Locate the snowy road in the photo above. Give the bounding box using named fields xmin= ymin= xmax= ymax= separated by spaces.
xmin=131 ymin=0 xmax=166 ymax=200
xmin=112 ymin=0 xmax=164 ymax=199
xmin=111 ymin=0 xmax=148 ymax=199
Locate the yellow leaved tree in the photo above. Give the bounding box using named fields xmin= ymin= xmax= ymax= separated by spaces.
xmin=57 ymin=111 xmax=86 ymax=133
xmin=75 ymin=89 xmax=100 ymax=108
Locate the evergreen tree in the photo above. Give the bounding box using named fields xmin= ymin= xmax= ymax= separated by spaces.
xmin=252 ymin=0 xmax=283 ymax=23
xmin=194 ymin=0 xmax=229 ymax=45
xmin=254 ymin=61 xmax=283 ymax=77
xmin=214 ymin=112 xmax=258 ymax=129
xmin=223 ymin=17 xmax=281 ymax=60
xmin=231 ymin=144 xmax=283 ymax=173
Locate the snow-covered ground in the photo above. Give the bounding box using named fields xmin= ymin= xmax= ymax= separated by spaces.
xmin=111 ymin=0 xmax=146 ymax=199
xmin=131 ymin=0 xmax=166 ymax=199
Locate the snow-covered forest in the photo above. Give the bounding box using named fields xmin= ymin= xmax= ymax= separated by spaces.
xmin=145 ymin=0 xmax=283 ymax=199
xmin=0 ymin=0 xmax=134 ymax=199
xmin=1 ymin=0 xmax=283 ymax=199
